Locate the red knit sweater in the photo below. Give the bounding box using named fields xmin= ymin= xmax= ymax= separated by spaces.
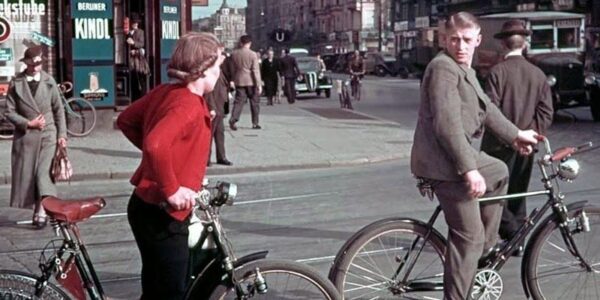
xmin=117 ymin=84 xmax=211 ymax=221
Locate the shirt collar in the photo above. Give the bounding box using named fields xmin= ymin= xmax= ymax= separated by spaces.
xmin=504 ymin=49 xmax=523 ymax=59
xmin=26 ymin=73 xmax=41 ymax=82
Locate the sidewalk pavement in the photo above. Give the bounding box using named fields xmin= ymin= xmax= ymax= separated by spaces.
xmin=0 ymin=100 xmax=414 ymax=185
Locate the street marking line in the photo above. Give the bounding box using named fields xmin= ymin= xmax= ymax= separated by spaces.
xmin=9 ymin=192 xmax=338 ymax=225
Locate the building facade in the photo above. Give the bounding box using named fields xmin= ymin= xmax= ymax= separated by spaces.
xmin=0 ymin=0 xmax=194 ymax=108
xmin=213 ymin=0 xmax=246 ymax=50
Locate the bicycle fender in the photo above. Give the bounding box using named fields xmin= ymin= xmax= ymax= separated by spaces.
xmin=520 ymin=200 xmax=589 ymax=298
xmin=328 ymin=217 xmax=446 ymax=280
xmin=233 ymin=250 xmax=269 ymax=269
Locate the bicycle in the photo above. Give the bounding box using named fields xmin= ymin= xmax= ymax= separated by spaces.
xmin=338 ymin=79 xmax=354 ymax=110
xmin=0 ymin=181 xmax=341 ymax=300
xmin=349 ymin=73 xmax=362 ymax=102
xmin=328 ymin=137 xmax=599 ymax=300
xmin=0 ymin=81 xmax=96 ymax=140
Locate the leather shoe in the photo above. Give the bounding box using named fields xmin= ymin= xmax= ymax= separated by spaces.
xmin=229 ymin=122 xmax=237 ymax=131
xmin=252 ymin=125 xmax=261 ymax=130
xmin=216 ymin=159 xmax=232 ymax=166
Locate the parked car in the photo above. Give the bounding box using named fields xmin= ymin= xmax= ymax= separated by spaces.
xmin=295 ymin=57 xmax=333 ymax=98
xmin=364 ymin=52 xmax=398 ymax=77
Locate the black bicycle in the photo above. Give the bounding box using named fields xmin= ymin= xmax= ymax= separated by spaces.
xmin=0 ymin=181 xmax=340 ymax=300
xmin=328 ymin=137 xmax=599 ymax=300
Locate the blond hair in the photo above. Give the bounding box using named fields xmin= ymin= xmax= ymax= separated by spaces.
xmin=167 ymin=32 xmax=223 ymax=83
xmin=445 ymin=12 xmax=480 ymax=32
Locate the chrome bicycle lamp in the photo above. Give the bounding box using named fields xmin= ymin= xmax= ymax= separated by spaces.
xmin=211 ymin=181 xmax=237 ymax=206
xmin=558 ymin=158 xmax=580 ymax=181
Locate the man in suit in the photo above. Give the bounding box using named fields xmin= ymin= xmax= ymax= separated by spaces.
xmin=481 ymin=20 xmax=554 ymax=255
xmin=206 ymin=53 xmax=234 ymax=166
xmin=229 ymin=35 xmax=262 ymax=130
xmin=279 ymin=48 xmax=300 ymax=104
xmin=410 ymin=12 xmax=539 ymax=299
xmin=126 ymin=14 xmax=148 ymax=102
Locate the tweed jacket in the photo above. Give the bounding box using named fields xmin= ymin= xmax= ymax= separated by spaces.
xmin=231 ymin=47 xmax=261 ymax=87
xmin=411 ymin=52 xmax=519 ymax=181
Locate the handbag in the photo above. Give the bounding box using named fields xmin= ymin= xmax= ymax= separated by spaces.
xmin=52 ymin=145 xmax=73 ymax=181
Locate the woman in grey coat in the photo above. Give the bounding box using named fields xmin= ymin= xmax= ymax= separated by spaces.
xmin=5 ymin=45 xmax=67 ymax=228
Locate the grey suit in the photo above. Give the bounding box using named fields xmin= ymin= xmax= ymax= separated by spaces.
xmin=230 ymin=47 xmax=262 ymax=127
xmin=5 ymin=71 xmax=66 ymax=209
xmin=411 ymin=52 xmax=519 ymax=299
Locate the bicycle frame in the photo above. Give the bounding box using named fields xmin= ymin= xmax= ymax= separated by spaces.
xmin=392 ymin=138 xmax=594 ymax=295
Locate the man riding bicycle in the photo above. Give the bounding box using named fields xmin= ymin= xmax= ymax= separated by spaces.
xmin=347 ymin=50 xmax=365 ymax=101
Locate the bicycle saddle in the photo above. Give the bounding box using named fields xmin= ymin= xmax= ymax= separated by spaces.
xmin=42 ymin=196 xmax=106 ymax=223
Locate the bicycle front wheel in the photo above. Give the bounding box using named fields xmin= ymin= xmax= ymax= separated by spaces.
xmin=526 ymin=206 xmax=600 ymax=299
xmin=0 ymin=270 xmax=70 ymax=300
xmin=65 ymin=97 xmax=96 ymax=137
xmin=329 ymin=220 xmax=446 ymax=300
xmin=209 ymin=259 xmax=340 ymax=300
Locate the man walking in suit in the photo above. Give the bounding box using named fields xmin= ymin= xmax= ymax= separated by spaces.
xmin=279 ymin=48 xmax=300 ymax=104
xmin=206 ymin=53 xmax=234 ymax=166
xmin=411 ymin=12 xmax=539 ymax=299
xmin=481 ymin=20 xmax=553 ymax=254
xmin=229 ymin=35 xmax=262 ymax=130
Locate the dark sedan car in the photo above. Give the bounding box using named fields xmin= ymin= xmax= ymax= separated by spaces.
xmin=295 ymin=57 xmax=333 ymax=98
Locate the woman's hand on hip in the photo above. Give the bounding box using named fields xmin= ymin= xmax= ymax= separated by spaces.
xmin=167 ymin=187 xmax=197 ymax=211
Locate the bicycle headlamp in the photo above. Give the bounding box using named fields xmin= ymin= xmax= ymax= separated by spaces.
xmin=211 ymin=182 xmax=237 ymax=206
xmin=558 ymin=158 xmax=580 ymax=181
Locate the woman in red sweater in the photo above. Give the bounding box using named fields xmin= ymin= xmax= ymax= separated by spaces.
xmin=117 ymin=32 xmax=224 ymax=300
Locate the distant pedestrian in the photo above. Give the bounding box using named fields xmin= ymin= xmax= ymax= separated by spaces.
xmin=126 ymin=14 xmax=149 ymax=102
xmin=117 ymin=32 xmax=224 ymax=300
xmin=279 ymin=48 xmax=300 ymax=104
xmin=5 ymin=45 xmax=67 ymax=229
xmin=481 ymin=19 xmax=553 ymax=254
xmin=315 ymin=53 xmax=327 ymax=72
xmin=261 ymin=49 xmax=280 ymax=105
xmin=206 ymin=53 xmax=234 ymax=166
xmin=229 ymin=35 xmax=262 ymax=130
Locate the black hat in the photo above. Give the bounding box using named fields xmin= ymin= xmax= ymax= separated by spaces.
xmin=20 ymin=45 xmax=44 ymax=66
xmin=130 ymin=13 xmax=141 ymax=24
xmin=494 ymin=19 xmax=531 ymax=39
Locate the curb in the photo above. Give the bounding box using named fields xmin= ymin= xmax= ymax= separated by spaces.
xmin=0 ymin=154 xmax=407 ymax=185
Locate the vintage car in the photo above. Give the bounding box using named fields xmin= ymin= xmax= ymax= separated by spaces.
xmin=364 ymin=52 xmax=398 ymax=77
xmin=295 ymin=57 xmax=333 ymax=98
xmin=476 ymin=12 xmax=598 ymax=121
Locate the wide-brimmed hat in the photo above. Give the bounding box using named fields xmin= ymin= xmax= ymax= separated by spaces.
xmin=130 ymin=13 xmax=141 ymax=24
xmin=494 ymin=19 xmax=531 ymax=39
xmin=20 ymin=45 xmax=44 ymax=66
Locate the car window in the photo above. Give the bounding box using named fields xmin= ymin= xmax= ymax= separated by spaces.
xmin=558 ymin=27 xmax=579 ymax=48
xmin=297 ymin=60 xmax=321 ymax=72
xmin=531 ymin=28 xmax=554 ymax=50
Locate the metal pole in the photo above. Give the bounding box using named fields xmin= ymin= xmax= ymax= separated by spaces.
xmin=378 ymin=0 xmax=383 ymax=51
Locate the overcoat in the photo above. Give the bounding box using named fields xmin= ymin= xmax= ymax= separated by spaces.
xmin=260 ymin=58 xmax=279 ymax=97
xmin=5 ymin=71 xmax=66 ymax=208
xmin=411 ymin=52 xmax=519 ymax=181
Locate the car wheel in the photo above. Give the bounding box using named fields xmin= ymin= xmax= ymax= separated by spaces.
xmin=376 ymin=66 xmax=387 ymax=77
xmin=591 ymin=86 xmax=600 ymax=122
xmin=325 ymin=89 xmax=331 ymax=98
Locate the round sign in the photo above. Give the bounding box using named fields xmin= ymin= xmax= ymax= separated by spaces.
xmin=0 ymin=16 xmax=11 ymax=43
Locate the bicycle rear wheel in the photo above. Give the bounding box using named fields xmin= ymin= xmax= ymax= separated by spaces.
xmin=0 ymin=270 xmax=69 ymax=300
xmin=209 ymin=259 xmax=340 ymax=300
xmin=526 ymin=206 xmax=600 ymax=300
xmin=329 ymin=219 xmax=446 ymax=300
xmin=65 ymin=97 xmax=96 ymax=137
xmin=0 ymin=118 xmax=14 ymax=140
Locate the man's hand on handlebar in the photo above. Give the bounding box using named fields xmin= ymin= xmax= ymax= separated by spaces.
xmin=513 ymin=129 xmax=539 ymax=156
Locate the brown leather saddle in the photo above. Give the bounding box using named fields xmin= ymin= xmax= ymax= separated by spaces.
xmin=42 ymin=196 xmax=106 ymax=223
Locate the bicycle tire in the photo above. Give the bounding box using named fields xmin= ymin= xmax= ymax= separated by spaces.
xmin=329 ymin=219 xmax=446 ymax=300
xmin=525 ymin=206 xmax=600 ymax=300
xmin=0 ymin=270 xmax=70 ymax=300
xmin=209 ymin=259 xmax=340 ymax=300
xmin=0 ymin=118 xmax=14 ymax=140
xmin=65 ymin=97 xmax=96 ymax=137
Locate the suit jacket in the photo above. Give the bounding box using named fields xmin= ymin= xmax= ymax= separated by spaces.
xmin=128 ymin=28 xmax=145 ymax=50
xmin=231 ymin=47 xmax=261 ymax=87
xmin=411 ymin=52 xmax=519 ymax=181
xmin=206 ymin=57 xmax=234 ymax=116
xmin=481 ymin=55 xmax=553 ymax=152
xmin=279 ymin=55 xmax=300 ymax=79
